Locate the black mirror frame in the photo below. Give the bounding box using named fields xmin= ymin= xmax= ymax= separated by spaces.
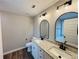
xmin=40 ymin=20 xmax=49 ymax=39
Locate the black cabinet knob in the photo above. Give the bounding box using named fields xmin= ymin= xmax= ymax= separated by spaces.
xmin=58 ymin=56 xmax=62 ymax=58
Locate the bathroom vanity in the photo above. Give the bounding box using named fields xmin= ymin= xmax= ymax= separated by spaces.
xmin=32 ymin=39 xmax=77 ymax=59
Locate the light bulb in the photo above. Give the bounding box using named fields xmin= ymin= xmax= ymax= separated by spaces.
xmin=56 ymin=10 xmax=59 ymax=12
xmin=64 ymin=4 xmax=69 ymax=9
xmin=65 ymin=6 xmax=68 ymax=9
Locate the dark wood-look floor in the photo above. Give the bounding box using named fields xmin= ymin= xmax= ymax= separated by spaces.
xmin=4 ymin=48 xmax=34 ymax=59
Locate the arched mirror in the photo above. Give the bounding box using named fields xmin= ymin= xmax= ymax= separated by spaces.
xmin=40 ymin=20 xmax=49 ymax=40
xmin=55 ymin=12 xmax=78 ymax=48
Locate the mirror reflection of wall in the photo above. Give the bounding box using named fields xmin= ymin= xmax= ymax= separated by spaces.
xmin=55 ymin=12 xmax=78 ymax=48
xmin=64 ymin=18 xmax=78 ymax=47
xmin=40 ymin=20 xmax=49 ymax=40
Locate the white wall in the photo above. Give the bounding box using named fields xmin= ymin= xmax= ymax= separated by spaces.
xmin=0 ymin=13 xmax=3 ymax=59
xmin=1 ymin=12 xmax=33 ymax=53
xmin=33 ymin=0 xmax=78 ymax=42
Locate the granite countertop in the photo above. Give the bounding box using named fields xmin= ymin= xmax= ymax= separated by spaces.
xmin=32 ymin=39 xmax=78 ymax=59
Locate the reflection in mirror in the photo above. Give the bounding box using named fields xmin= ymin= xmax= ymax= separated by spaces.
xmin=64 ymin=18 xmax=78 ymax=47
xmin=40 ymin=20 xmax=49 ymax=40
xmin=55 ymin=12 xmax=78 ymax=48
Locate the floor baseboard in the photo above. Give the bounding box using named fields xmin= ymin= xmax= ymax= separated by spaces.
xmin=3 ymin=47 xmax=26 ymax=55
xmin=4 ymin=48 xmax=34 ymax=59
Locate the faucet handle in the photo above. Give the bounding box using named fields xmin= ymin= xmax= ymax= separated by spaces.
xmin=64 ymin=41 xmax=67 ymax=44
xmin=64 ymin=36 xmax=66 ymax=38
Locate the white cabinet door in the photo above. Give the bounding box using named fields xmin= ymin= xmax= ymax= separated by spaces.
xmin=32 ymin=43 xmax=39 ymax=59
xmin=32 ymin=43 xmax=44 ymax=59
xmin=38 ymin=47 xmax=44 ymax=59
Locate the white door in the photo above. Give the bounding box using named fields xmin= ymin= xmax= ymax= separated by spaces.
xmin=0 ymin=14 xmax=3 ymax=59
xmin=64 ymin=18 xmax=78 ymax=47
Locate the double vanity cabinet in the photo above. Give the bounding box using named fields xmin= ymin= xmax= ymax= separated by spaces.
xmin=31 ymin=39 xmax=77 ymax=59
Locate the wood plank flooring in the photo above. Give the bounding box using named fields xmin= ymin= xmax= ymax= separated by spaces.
xmin=4 ymin=48 xmax=34 ymax=59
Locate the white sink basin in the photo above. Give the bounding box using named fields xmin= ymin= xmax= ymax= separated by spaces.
xmin=48 ymin=47 xmax=72 ymax=59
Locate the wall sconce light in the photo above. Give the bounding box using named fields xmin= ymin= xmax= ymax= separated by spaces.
xmin=57 ymin=0 xmax=72 ymax=10
xmin=64 ymin=0 xmax=72 ymax=5
xmin=32 ymin=5 xmax=36 ymax=8
xmin=40 ymin=12 xmax=47 ymax=17
xmin=56 ymin=10 xmax=59 ymax=12
xmin=42 ymin=12 xmax=47 ymax=16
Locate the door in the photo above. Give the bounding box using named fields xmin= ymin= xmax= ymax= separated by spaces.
xmin=0 ymin=14 xmax=3 ymax=59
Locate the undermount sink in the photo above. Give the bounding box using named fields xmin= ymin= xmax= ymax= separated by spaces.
xmin=48 ymin=46 xmax=72 ymax=59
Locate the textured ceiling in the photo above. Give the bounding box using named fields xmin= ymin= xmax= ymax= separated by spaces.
xmin=0 ymin=0 xmax=59 ymax=16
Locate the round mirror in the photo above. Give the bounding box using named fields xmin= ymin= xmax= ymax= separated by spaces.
xmin=40 ymin=20 xmax=49 ymax=40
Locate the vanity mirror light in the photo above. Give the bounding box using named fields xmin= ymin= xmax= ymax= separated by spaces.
xmin=40 ymin=20 xmax=49 ymax=40
xmin=55 ymin=12 xmax=78 ymax=48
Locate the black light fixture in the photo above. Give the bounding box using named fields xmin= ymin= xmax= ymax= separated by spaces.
xmin=32 ymin=5 xmax=36 ymax=8
xmin=64 ymin=0 xmax=72 ymax=5
xmin=42 ymin=12 xmax=47 ymax=16
xmin=57 ymin=0 xmax=72 ymax=10
xmin=40 ymin=12 xmax=47 ymax=17
xmin=57 ymin=6 xmax=59 ymax=10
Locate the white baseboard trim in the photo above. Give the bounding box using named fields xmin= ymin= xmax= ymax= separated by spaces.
xmin=3 ymin=47 xmax=26 ymax=55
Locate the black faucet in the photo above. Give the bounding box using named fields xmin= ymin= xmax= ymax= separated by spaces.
xmin=59 ymin=41 xmax=67 ymax=50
